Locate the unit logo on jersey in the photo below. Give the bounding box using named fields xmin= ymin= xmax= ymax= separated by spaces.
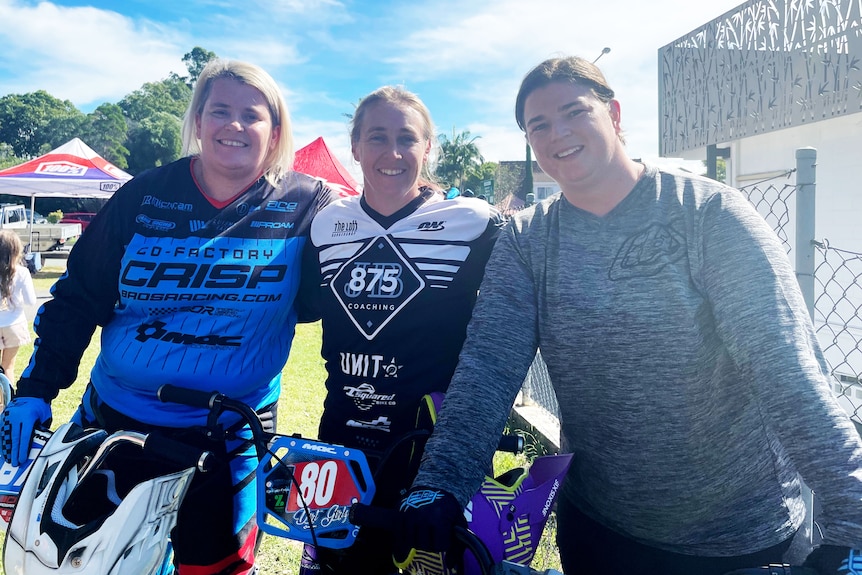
xmin=339 ymin=352 xmax=402 ymax=378
xmin=331 ymin=236 xmax=425 ymax=340
xmin=343 ymin=383 xmax=396 ymax=411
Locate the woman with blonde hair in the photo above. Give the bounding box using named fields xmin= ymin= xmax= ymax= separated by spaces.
xmin=0 ymin=230 xmax=35 ymax=384
xmin=0 ymin=58 xmax=333 ymax=574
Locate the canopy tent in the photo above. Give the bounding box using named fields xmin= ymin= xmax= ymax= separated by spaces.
xmin=0 ymin=138 xmax=132 ymax=254
xmin=293 ymin=137 xmax=360 ymax=197
xmin=0 ymin=136 xmax=357 ymax=241
xmin=0 ymin=137 xmax=132 ymax=198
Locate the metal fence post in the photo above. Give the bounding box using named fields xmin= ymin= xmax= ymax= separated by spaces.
xmin=795 ymin=147 xmax=817 ymax=320
xmin=795 ymin=147 xmax=820 ymax=549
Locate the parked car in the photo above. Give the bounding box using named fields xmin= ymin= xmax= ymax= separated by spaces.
xmin=59 ymin=212 xmax=97 ymax=232
xmin=25 ymin=209 xmax=47 ymax=224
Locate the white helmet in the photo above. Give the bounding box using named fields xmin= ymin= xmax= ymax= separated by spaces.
xmin=3 ymin=422 xmax=204 ymax=575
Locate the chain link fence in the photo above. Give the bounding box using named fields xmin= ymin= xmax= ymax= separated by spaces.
xmin=812 ymin=242 xmax=862 ymax=423
xmin=736 ymin=156 xmax=862 ymax=425
xmin=517 ymin=148 xmax=862 ymax=440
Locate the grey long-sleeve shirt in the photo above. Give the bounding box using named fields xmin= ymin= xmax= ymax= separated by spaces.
xmin=414 ymin=166 xmax=862 ymax=555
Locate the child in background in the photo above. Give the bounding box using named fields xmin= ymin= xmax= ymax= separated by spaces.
xmin=0 ymin=230 xmax=35 ymax=384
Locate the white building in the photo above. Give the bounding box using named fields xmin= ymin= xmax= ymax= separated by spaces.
xmin=659 ymin=0 xmax=862 ymax=415
xmin=658 ymin=0 xmax=862 ymax=254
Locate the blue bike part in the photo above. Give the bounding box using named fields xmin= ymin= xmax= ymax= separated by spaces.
xmin=0 ymin=428 xmax=50 ymax=530
xmin=257 ymin=436 xmax=375 ymax=548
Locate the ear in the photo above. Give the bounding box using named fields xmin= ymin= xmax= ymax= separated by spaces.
xmin=609 ymin=100 xmax=622 ymax=133
xmin=423 ymin=138 xmax=432 ymax=162
xmin=270 ymin=125 xmax=281 ymax=152
xmin=352 ymin=142 xmax=360 ymax=163
xmin=195 ymin=113 xmax=202 ymax=140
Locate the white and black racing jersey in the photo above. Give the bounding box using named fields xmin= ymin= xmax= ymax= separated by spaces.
xmin=303 ymin=189 xmax=504 ymax=455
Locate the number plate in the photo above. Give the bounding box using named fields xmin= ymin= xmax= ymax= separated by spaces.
xmin=257 ymin=437 xmax=375 ymax=548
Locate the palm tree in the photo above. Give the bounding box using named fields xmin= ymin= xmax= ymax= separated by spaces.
xmin=437 ymin=129 xmax=483 ymax=190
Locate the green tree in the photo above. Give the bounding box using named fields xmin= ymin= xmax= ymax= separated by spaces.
xmin=436 ymin=129 xmax=483 ymax=190
xmin=462 ymin=161 xmax=498 ymax=199
xmin=119 ymin=77 xmax=191 ymax=173
xmin=81 ymin=103 xmax=130 ymax=169
xmin=0 ymin=143 xmax=24 ymax=170
xmin=125 ymin=111 xmax=183 ymax=174
xmin=703 ymin=156 xmax=727 ymax=183
xmin=182 ymin=46 xmax=217 ymax=88
xmin=0 ymin=91 xmax=85 ymax=157
xmin=119 ymin=76 xmax=191 ymax=122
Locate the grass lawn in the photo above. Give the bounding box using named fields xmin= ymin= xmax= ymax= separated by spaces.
xmin=0 ymin=265 xmax=561 ymax=574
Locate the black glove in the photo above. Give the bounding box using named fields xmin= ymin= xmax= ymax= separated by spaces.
xmin=393 ymin=486 xmax=465 ymax=566
xmin=803 ymin=544 xmax=862 ymax=574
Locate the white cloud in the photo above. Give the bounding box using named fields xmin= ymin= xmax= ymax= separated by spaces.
xmin=0 ymin=1 xmax=187 ymax=106
xmin=0 ymin=0 xmax=749 ymax=169
xmin=371 ymin=0 xmax=745 ymax=160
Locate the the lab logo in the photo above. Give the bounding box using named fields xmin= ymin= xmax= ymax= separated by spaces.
xmin=332 ymin=219 xmax=358 ymax=238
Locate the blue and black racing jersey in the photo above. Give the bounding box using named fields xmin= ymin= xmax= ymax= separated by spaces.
xmin=19 ymin=157 xmax=332 ymax=426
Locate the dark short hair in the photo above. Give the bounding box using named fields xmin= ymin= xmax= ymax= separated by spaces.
xmin=515 ymin=56 xmax=616 ymax=132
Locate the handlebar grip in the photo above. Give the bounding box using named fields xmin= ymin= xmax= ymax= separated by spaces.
xmin=349 ymin=504 xmax=495 ymax=575
xmin=143 ymin=432 xmax=215 ymax=473
xmin=158 ymin=384 xmax=220 ymax=409
xmin=497 ymin=434 xmax=525 ymax=454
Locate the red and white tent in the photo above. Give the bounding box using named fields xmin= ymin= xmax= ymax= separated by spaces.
xmin=0 ymin=138 xmax=132 ymax=250
xmin=293 ymin=137 xmax=360 ymax=197
xmin=0 ymin=136 xmax=357 ymax=201
xmin=0 ymin=137 xmax=132 ymax=198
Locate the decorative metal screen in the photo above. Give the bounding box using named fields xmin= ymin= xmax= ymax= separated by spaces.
xmin=659 ymin=0 xmax=862 ymax=155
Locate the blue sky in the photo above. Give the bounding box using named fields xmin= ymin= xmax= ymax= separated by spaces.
xmin=0 ymin=0 xmax=746 ymax=179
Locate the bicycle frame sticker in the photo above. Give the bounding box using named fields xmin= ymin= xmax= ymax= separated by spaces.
xmin=257 ymin=437 xmax=375 ymax=548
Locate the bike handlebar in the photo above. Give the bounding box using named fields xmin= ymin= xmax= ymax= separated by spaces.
xmin=349 ymin=503 xmax=497 ymax=575
xmin=157 ymin=384 xmax=220 ymax=409
xmin=157 ymin=384 xmax=270 ymax=460
xmin=144 ymin=432 xmax=215 ymax=473
xmin=497 ymin=433 xmax=525 ymax=454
